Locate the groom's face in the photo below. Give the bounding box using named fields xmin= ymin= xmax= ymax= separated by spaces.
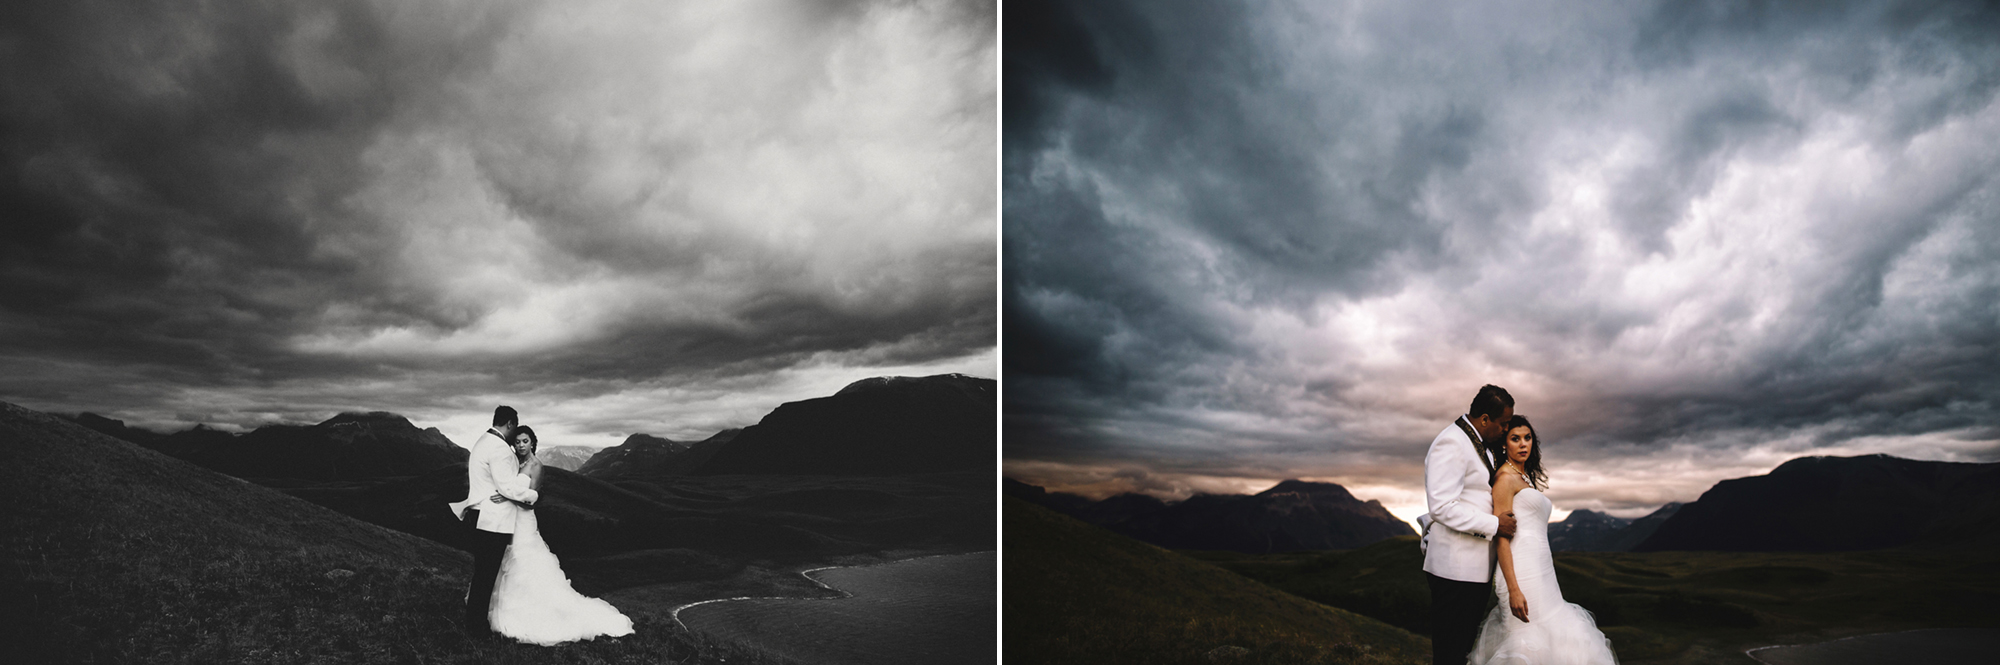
xmin=1475 ymin=406 xmax=1514 ymax=443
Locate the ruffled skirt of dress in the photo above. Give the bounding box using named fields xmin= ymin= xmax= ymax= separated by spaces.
xmin=1468 ymin=563 xmax=1617 ymax=664
xmin=489 ymin=511 xmax=635 ymax=646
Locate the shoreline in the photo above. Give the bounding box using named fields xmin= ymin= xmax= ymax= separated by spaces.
xmin=667 ymin=550 xmax=995 ymax=630
xmin=1745 ymin=627 xmax=2000 ymax=664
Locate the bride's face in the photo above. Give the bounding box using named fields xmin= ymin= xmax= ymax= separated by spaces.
xmin=511 ymin=435 xmax=534 ymax=458
xmin=1506 ymin=426 xmax=1534 ymax=465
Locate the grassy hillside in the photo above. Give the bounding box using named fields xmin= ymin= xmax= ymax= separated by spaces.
xmin=1187 ymin=537 xmax=1438 ymax=638
xmin=0 ymin=401 xmax=787 ymax=664
xmin=1004 ymin=497 xmax=1429 ymax=665
xmin=1199 ymin=538 xmax=2000 ymax=664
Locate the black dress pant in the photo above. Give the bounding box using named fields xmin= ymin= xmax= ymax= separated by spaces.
xmin=1428 ymin=571 xmax=1490 ymax=665
xmin=462 ymin=508 xmax=513 ymax=632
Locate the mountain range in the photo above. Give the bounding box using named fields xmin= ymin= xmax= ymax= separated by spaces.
xmin=46 ymin=373 xmax=997 ymax=591
xmin=1634 ymin=454 xmax=2000 ymax=552
xmin=67 ymin=373 xmax=993 ymax=480
xmin=1546 ymin=509 xmax=1630 ymax=551
xmin=72 ymin=410 xmax=466 ymax=480
xmin=575 ymin=430 xmax=739 ymax=477
xmin=1012 ymin=452 xmax=1995 ymax=555
xmin=536 ymin=445 xmax=600 ymax=471
xmin=1005 ymin=478 xmax=1416 ymax=553
xmin=699 ymin=374 xmax=994 ymax=475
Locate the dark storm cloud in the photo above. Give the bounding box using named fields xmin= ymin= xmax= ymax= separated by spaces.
xmin=0 ymin=0 xmax=995 ymax=443
xmin=1004 ymin=0 xmax=2000 ymax=518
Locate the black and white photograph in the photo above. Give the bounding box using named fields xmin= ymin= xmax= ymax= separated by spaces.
xmin=1 ymin=1 xmax=995 ymax=663
xmin=1002 ymin=1 xmax=2000 ymax=664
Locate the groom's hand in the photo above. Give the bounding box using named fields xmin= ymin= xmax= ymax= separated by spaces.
xmin=1496 ymin=512 xmax=1517 ymax=538
xmin=489 ymin=493 xmax=506 ymax=503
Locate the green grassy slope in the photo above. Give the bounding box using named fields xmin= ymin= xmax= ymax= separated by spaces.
xmin=1201 ymin=537 xmax=2000 ymax=664
xmin=1004 ymin=497 xmax=1429 ymax=665
xmin=1188 ymin=536 xmax=1438 ymax=638
xmin=0 ymin=401 xmax=785 ymax=665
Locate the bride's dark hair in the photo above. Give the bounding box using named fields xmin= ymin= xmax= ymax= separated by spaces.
xmin=1504 ymin=415 xmax=1547 ymax=490
xmin=513 ymin=425 xmax=539 ymax=455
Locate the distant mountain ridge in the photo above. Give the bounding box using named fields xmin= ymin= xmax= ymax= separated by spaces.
xmin=69 ymin=411 xmax=465 ymax=480
xmin=1543 ymin=504 xmax=1683 ymax=553
xmin=67 ymin=372 xmax=992 ymax=481
xmin=1635 ymin=454 xmax=2000 ymax=552
xmin=698 ymin=373 xmax=994 ymax=475
xmin=576 ymin=430 xmax=738 ymax=477
xmin=536 ymin=445 xmax=600 ymax=471
xmin=1548 ymin=509 xmax=1632 ymax=552
xmin=1005 ymin=478 xmax=1415 ymax=553
xmin=1602 ymin=502 xmax=1682 ymax=551
xmin=1008 ymin=453 xmax=1995 ymax=556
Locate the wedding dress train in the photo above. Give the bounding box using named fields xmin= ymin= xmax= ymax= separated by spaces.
xmin=489 ymin=508 xmax=635 ymax=645
xmin=1468 ymin=487 xmax=1617 ymax=665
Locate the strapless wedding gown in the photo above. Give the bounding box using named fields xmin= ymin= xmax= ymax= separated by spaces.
xmin=489 ymin=509 xmax=635 ymax=645
xmin=1468 ymin=487 xmax=1618 ymax=665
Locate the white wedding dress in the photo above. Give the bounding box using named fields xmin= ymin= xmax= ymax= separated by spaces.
xmin=489 ymin=507 xmax=635 ymax=645
xmin=1469 ymin=487 xmax=1618 ymax=665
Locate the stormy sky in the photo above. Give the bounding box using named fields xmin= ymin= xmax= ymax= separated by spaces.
xmin=0 ymin=0 xmax=995 ymax=447
xmin=1003 ymin=0 xmax=2000 ymax=522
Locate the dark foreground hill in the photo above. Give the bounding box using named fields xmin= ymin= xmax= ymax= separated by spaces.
xmin=1003 ymin=497 xmax=1428 ymax=665
xmin=1006 ymin=478 xmax=1414 ymax=553
xmin=68 ymin=410 xmax=467 ymax=480
xmin=1635 ymin=454 xmax=2000 ymax=552
xmin=699 ymin=374 xmax=993 ymax=475
xmin=0 ymin=401 xmax=781 ymax=665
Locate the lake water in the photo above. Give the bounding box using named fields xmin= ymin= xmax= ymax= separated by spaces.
xmin=1747 ymin=628 xmax=2000 ymax=665
xmin=676 ymin=551 xmax=995 ymax=665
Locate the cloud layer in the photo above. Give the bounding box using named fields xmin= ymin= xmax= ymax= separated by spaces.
xmin=1003 ymin=0 xmax=2000 ymax=520
xmin=0 ymin=0 xmax=996 ymax=445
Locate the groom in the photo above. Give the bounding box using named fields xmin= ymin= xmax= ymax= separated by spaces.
xmin=447 ymin=405 xmax=540 ymax=635
xmin=1422 ymin=385 xmax=1516 ymax=665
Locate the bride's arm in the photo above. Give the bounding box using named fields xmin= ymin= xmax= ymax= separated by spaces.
xmin=524 ymin=456 xmax=543 ymax=491
xmin=492 ymin=456 xmax=539 ymax=505
xmin=1493 ymin=473 xmax=1530 ymax=623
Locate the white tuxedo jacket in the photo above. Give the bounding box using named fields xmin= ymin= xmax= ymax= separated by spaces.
xmin=447 ymin=430 xmax=539 ymax=534
xmin=1422 ymin=415 xmax=1501 ymax=583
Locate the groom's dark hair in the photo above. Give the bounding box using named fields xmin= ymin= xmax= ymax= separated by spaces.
xmin=1469 ymin=385 xmax=1513 ymax=421
xmin=492 ymin=405 xmax=518 ymax=428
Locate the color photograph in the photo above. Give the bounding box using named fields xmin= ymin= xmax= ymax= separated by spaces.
xmin=1002 ymin=1 xmax=2000 ymax=663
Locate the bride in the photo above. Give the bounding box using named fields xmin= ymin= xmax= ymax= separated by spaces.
xmin=1469 ymin=416 xmax=1618 ymax=665
xmin=487 ymin=426 xmax=635 ymax=645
